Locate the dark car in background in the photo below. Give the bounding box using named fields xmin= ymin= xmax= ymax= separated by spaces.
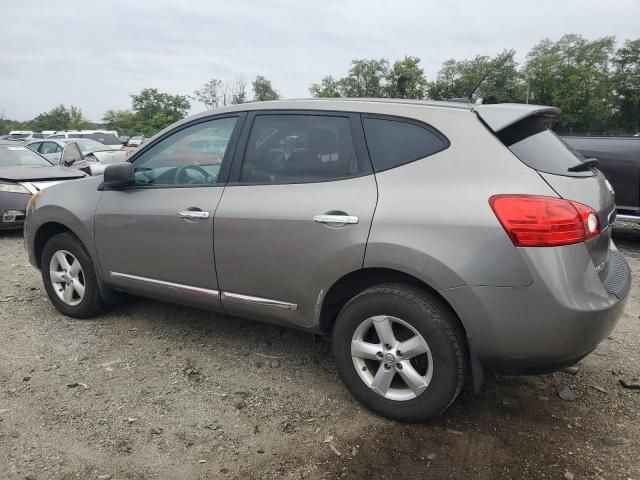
xmin=562 ymin=136 xmax=640 ymax=222
xmin=0 ymin=145 xmax=85 ymax=230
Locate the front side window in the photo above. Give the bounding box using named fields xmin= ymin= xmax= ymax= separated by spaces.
xmin=239 ymin=115 xmax=358 ymax=184
xmin=131 ymin=116 xmax=238 ymax=186
xmin=363 ymin=117 xmax=448 ymax=172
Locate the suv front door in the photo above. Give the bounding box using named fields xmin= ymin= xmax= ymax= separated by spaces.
xmin=94 ymin=114 xmax=244 ymax=310
xmin=214 ymin=111 xmax=377 ymax=328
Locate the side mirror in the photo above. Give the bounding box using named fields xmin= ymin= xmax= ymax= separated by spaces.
xmin=103 ymin=163 xmax=134 ymax=188
xmin=61 ymin=142 xmax=83 ymax=167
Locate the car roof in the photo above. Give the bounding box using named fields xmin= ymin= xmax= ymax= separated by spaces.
xmin=151 ymin=98 xmax=476 ymax=140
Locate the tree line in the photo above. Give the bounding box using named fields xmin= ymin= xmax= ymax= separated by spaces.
xmin=2 ymin=34 xmax=638 ymax=136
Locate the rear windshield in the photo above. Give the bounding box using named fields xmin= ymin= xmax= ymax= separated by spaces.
xmin=496 ymin=117 xmax=593 ymax=177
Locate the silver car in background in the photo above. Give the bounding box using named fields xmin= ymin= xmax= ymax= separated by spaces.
xmin=27 ymin=138 xmax=128 ymax=166
xmin=23 ymin=99 xmax=630 ymax=421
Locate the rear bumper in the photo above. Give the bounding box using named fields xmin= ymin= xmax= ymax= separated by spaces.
xmin=441 ymin=242 xmax=630 ymax=374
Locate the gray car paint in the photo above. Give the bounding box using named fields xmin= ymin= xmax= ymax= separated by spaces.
xmin=214 ymin=175 xmax=377 ymax=329
xmin=23 ymin=99 xmax=630 ymax=375
xmin=94 ymin=186 xmax=225 ymax=312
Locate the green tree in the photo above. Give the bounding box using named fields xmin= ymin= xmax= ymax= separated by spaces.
xmin=612 ymin=39 xmax=640 ymax=133
xmin=191 ymin=79 xmax=223 ymax=109
xmin=385 ymin=56 xmax=429 ymax=99
xmin=252 ymin=75 xmax=280 ymax=101
xmin=30 ymin=105 xmax=89 ymax=131
xmin=524 ymin=35 xmax=615 ymax=131
xmin=340 ymin=58 xmax=390 ymax=97
xmin=429 ymin=50 xmax=524 ymax=103
xmin=309 ymin=75 xmax=342 ymax=98
xmin=131 ymin=88 xmax=190 ymax=128
xmin=102 ymin=109 xmax=139 ymax=135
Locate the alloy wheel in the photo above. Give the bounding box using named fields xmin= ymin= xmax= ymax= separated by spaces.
xmin=351 ymin=315 xmax=433 ymax=401
xmin=49 ymin=250 xmax=85 ymax=306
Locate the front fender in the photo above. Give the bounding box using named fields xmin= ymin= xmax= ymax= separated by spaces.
xmin=25 ymin=176 xmax=103 ymax=269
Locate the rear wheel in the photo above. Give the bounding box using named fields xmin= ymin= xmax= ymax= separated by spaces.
xmin=332 ymin=283 xmax=466 ymax=421
xmin=41 ymin=233 xmax=103 ymax=318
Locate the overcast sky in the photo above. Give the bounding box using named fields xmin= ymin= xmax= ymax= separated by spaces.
xmin=1 ymin=0 xmax=638 ymax=122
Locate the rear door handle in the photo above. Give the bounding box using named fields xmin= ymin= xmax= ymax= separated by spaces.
xmin=178 ymin=210 xmax=210 ymax=220
xmin=313 ymin=214 xmax=359 ymax=224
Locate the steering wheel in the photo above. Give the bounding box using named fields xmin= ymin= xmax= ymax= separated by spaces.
xmin=173 ymin=164 xmax=210 ymax=185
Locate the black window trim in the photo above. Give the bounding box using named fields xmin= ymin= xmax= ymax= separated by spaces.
xmin=102 ymin=112 xmax=247 ymax=191
xmin=360 ymin=113 xmax=450 ymax=173
xmin=226 ymin=110 xmax=374 ymax=186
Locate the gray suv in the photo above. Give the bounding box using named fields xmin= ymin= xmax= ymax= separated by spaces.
xmin=24 ymin=99 xmax=631 ymax=421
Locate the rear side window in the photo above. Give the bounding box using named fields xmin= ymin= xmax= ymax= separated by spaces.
xmin=240 ymin=114 xmax=359 ymax=184
xmin=496 ymin=117 xmax=592 ymax=177
xmin=363 ymin=117 xmax=448 ymax=172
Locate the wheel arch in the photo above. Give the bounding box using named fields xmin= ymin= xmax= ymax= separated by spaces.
xmin=319 ymin=267 xmax=465 ymax=336
xmin=319 ymin=267 xmax=484 ymax=392
xmin=33 ymin=222 xmax=77 ymax=269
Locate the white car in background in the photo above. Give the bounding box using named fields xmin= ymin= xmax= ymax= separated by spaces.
xmin=127 ymin=135 xmax=145 ymax=147
xmin=26 ymin=138 xmax=128 ymax=167
xmin=5 ymin=131 xmax=48 ymax=142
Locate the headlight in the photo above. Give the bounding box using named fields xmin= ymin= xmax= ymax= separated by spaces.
xmin=0 ymin=182 xmax=30 ymax=194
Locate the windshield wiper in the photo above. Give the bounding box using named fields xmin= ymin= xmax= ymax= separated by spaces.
xmin=568 ymin=157 xmax=599 ymax=172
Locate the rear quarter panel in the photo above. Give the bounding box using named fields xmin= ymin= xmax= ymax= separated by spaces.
xmin=364 ymin=105 xmax=560 ymax=289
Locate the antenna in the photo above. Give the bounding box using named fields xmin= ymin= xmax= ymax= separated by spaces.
xmin=466 ymin=55 xmax=510 ymax=102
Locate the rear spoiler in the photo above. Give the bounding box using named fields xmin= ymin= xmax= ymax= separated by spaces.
xmin=473 ymin=103 xmax=561 ymax=132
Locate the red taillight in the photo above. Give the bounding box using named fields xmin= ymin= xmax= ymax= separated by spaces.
xmin=489 ymin=195 xmax=600 ymax=247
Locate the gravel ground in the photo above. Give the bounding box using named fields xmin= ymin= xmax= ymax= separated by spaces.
xmin=1 ymin=224 xmax=639 ymax=480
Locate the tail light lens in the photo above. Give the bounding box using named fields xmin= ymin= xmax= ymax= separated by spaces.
xmin=489 ymin=195 xmax=600 ymax=247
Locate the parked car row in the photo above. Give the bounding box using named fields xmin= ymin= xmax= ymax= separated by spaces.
xmin=0 ymin=144 xmax=85 ymax=230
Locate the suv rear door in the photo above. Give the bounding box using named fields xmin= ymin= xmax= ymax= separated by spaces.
xmin=214 ymin=111 xmax=377 ymax=329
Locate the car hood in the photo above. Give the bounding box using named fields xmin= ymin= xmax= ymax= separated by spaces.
xmin=0 ymin=165 xmax=86 ymax=182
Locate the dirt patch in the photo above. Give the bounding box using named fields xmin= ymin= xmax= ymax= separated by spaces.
xmin=1 ymin=224 xmax=639 ymax=479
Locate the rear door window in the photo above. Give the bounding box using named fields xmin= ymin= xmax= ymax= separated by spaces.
xmin=239 ymin=114 xmax=359 ymax=184
xmin=496 ymin=117 xmax=593 ymax=177
xmin=362 ymin=117 xmax=449 ymax=172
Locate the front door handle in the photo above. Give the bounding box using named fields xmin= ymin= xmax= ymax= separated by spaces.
xmin=178 ymin=210 xmax=210 ymax=220
xmin=313 ymin=214 xmax=359 ymax=224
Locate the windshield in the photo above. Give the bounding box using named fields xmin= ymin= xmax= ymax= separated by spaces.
xmin=70 ymin=139 xmax=113 ymax=154
xmin=74 ymin=133 xmax=121 ymax=145
xmin=0 ymin=146 xmax=53 ymax=167
xmin=8 ymin=133 xmax=29 ymax=140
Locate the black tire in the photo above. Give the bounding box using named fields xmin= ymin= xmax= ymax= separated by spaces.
xmin=41 ymin=232 xmax=103 ymax=318
xmin=332 ymin=283 xmax=466 ymax=422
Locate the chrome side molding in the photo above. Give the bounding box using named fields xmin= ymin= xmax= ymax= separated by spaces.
xmin=110 ymin=272 xmax=220 ymax=297
xmin=110 ymin=272 xmax=298 ymax=311
xmin=221 ymin=292 xmax=299 ymax=311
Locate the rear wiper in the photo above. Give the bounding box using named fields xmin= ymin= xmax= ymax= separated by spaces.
xmin=568 ymin=157 xmax=599 ymax=172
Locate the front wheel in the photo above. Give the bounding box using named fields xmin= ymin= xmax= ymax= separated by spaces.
xmin=41 ymin=232 xmax=103 ymax=318
xmin=332 ymin=283 xmax=466 ymax=422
